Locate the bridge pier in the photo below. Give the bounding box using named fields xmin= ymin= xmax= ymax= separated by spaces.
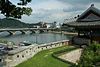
xmin=7 ymin=31 xmax=16 ymax=35
xmin=35 ymin=30 xmax=40 ymax=33
xmin=20 ymin=31 xmax=26 ymax=34
xmin=39 ymin=30 xmax=45 ymax=33
xmin=43 ymin=30 xmax=48 ymax=33
xmin=30 ymin=30 xmax=36 ymax=34
xmin=47 ymin=30 xmax=49 ymax=32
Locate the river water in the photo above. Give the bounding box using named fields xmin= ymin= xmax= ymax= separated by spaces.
xmin=0 ymin=32 xmax=72 ymax=44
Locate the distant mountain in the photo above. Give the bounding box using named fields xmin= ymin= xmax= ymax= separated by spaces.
xmin=0 ymin=18 xmax=31 ymax=28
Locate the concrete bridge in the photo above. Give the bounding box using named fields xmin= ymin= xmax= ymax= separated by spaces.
xmin=0 ymin=28 xmax=57 ymax=35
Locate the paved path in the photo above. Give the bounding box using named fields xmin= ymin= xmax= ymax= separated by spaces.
xmin=59 ymin=49 xmax=82 ymax=64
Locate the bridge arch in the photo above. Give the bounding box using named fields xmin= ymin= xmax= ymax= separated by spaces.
xmin=7 ymin=31 xmax=16 ymax=35
xmin=20 ymin=30 xmax=26 ymax=34
xmin=0 ymin=28 xmax=56 ymax=35
xmin=30 ymin=30 xmax=36 ymax=34
xmin=39 ymin=30 xmax=45 ymax=33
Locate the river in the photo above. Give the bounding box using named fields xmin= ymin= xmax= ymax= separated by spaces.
xmin=0 ymin=32 xmax=72 ymax=44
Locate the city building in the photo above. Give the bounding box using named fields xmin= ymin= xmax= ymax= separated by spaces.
xmin=28 ymin=22 xmax=47 ymax=28
xmin=46 ymin=22 xmax=57 ymax=28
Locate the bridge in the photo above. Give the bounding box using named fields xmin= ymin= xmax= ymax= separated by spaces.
xmin=0 ymin=28 xmax=57 ymax=35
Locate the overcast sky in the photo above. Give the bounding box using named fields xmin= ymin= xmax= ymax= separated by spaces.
xmin=1 ymin=0 xmax=100 ymax=23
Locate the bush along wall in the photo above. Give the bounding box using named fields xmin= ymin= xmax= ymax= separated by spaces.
xmin=75 ymin=43 xmax=100 ymax=67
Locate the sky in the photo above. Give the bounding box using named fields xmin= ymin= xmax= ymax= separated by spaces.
xmin=1 ymin=0 xmax=100 ymax=23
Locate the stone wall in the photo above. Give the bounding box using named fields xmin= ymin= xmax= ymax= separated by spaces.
xmin=4 ymin=40 xmax=69 ymax=67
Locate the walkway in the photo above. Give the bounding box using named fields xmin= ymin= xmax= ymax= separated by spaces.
xmin=59 ymin=49 xmax=82 ymax=64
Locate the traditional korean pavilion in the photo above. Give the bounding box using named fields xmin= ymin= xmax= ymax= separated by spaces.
xmin=66 ymin=4 xmax=100 ymax=43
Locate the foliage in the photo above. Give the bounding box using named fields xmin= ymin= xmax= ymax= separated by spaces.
xmin=0 ymin=18 xmax=36 ymax=28
xmin=76 ymin=43 xmax=100 ymax=67
xmin=61 ymin=23 xmax=76 ymax=32
xmin=0 ymin=0 xmax=32 ymax=18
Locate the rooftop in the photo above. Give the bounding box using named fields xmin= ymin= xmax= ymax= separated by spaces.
xmin=65 ymin=4 xmax=100 ymax=27
xmin=66 ymin=21 xmax=100 ymax=28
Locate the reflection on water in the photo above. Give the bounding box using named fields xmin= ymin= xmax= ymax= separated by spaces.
xmin=0 ymin=32 xmax=71 ymax=44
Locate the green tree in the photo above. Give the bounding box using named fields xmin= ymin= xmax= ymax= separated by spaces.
xmin=0 ymin=0 xmax=32 ymax=19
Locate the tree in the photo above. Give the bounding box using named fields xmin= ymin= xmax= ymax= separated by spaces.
xmin=0 ymin=0 xmax=32 ymax=19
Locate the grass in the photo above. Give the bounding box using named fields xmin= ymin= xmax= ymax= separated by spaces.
xmin=16 ymin=45 xmax=75 ymax=67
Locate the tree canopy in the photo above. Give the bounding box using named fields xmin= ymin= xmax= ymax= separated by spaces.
xmin=0 ymin=0 xmax=32 ymax=19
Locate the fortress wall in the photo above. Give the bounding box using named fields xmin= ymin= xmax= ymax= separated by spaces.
xmin=5 ymin=40 xmax=70 ymax=67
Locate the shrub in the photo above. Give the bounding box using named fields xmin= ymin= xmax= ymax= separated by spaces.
xmin=76 ymin=43 xmax=100 ymax=67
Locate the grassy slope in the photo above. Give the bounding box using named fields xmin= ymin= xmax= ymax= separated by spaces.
xmin=16 ymin=46 xmax=74 ymax=67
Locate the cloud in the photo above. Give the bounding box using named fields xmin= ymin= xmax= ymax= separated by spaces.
xmin=33 ymin=0 xmax=72 ymax=10
xmin=19 ymin=0 xmax=100 ymax=23
xmin=1 ymin=0 xmax=100 ymax=24
xmin=19 ymin=0 xmax=75 ymax=23
xmin=58 ymin=0 xmax=100 ymax=11
xmin=57 ymin=0 xmax=100 ymax=5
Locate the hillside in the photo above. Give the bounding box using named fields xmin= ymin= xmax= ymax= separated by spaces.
xmin=0 ymin=18 xmax=30 ymax=28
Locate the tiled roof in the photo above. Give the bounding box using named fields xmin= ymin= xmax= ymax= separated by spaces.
xmin=77 ymin=5 xmax=100 ymax=21
xmin=66 ymin=21 xmax=100 ymax=27
xmin=65 ymin=5 xmax=100 ymax=27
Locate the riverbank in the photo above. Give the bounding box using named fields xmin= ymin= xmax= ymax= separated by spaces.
xmin=49 ymin=31 xmax=78 ymax=36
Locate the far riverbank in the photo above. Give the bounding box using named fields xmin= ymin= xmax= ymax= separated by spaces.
xmin=49 ymin=31 xmax=78 ymax=36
